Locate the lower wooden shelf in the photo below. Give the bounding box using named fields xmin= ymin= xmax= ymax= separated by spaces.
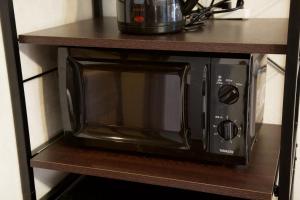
xmin=31 ymin=124 xmax=281 ymax=200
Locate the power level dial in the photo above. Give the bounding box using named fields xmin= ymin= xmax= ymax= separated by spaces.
xmin=217 ymin=120 xmax=238 ymax=141
xmin=218 ymin=84 xmax=239 ymax=104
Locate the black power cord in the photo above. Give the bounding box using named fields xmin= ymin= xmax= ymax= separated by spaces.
xmin=267 ymin=57 xmax=285 ymax=75
xmin=180 ymin=0 xmax=245 ymax=30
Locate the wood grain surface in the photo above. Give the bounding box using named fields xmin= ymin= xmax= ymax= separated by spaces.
xmin=19 ymin=17 xmax=287 ymax=54
xmin=31 ymin=124 xmax=281 ymax=200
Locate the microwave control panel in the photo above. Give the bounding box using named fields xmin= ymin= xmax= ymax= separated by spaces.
xmin=209 ymin=59 xmax=249 ymax=157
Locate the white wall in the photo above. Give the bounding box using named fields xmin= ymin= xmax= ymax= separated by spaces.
xmin=245 ymin=0 xmax=290 ymax=18
xmin=264 ymin=54 xmax=285 ymax=125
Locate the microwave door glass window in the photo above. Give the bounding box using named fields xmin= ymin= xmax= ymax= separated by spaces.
xmin=78 ymin=64 xmax=188 ymax=149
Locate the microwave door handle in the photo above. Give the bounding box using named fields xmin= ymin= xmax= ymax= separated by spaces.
xmin=68 ymin=57 xmax=85 ymax=131
xmin=58 ymin=48 xmax=71 ymax=132
xmin=202 ymin=65 xmax=208 ymax=151
xmin=182 ymin=65 xmax=191 ymax=148
xmin=66 ymin=89 xmax=75 ymax=123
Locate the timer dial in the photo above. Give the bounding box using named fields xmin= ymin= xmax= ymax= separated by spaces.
xmin=218 ymin=84 xmax=239 ymax=104
xmin=217 ymin=120 xmax=238 ymax=141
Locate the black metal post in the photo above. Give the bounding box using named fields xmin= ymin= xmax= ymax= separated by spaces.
xmin=93 ymin=0 xmax=103 ymax=18
xmin=0 ymin=0 xmax=36 ymax=200
xmin=279 ymin=0 xmax=300 ymax=199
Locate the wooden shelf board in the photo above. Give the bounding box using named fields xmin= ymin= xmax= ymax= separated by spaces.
xmin=19 ymin=17 xmax=288 ymax=54
xmin=31 ymin=124 xmax=280 ymax=200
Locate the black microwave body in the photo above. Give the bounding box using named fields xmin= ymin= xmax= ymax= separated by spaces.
xmin=58 ymin=48 xmax=266 ymax=165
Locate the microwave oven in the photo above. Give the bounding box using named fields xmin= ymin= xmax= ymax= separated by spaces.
xmin=58 ymin=48 xmax=266 ymax=165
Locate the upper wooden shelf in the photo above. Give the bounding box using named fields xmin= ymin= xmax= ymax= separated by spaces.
xmin=19 ymin=17 xmax=288 ymax=54
xmin=31 ymin=124 xmax=280 ymax=200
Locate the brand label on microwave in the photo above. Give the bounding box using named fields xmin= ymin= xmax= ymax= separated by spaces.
xmin=219 ymin=149 xmax=234 ymax=154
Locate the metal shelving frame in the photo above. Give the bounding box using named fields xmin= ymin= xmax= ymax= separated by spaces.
xmin=278 ymin=0 xmax=300 ymax=199
xmin=0 ymin=0 xmax=298 ymax=199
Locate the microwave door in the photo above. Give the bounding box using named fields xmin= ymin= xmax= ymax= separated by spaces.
xmin=63 ymin=59 xmax=190 ymax=150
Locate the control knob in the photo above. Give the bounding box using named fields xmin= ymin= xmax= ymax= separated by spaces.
xmin=218 ymin=84 xmax=239 ymax=104
xmin=217 ymin=120 xmax=238 ymax=141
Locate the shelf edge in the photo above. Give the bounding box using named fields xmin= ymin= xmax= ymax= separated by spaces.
xmin=18 ymin=35 xmax=287 ymax=54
